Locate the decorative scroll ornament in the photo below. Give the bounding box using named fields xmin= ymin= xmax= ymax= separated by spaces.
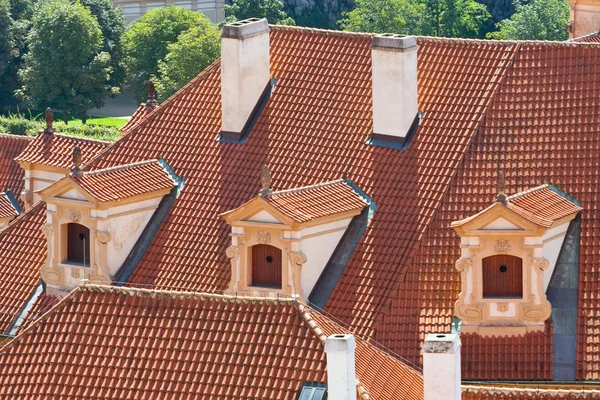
xmin=68 ymin=209 xmax=81 ymax=223
xmin=455 ymin=258 xmax=472 ymax=272
xmin=96 ymin=231 xmax=112 ymax=244
xmin=533 ymin=258 xmax=550 ymax=271
xmin=225 ymin=245 xmax=240 ymax=261
xmin=457 ymin=304 xmax=483 ymax=323
xmin=523 ymin=302 xmax=552 ymax=322
xmin=257 ymin=231 xmax=271 ymax=244
xmin=495 ymin=239 xmax=511 ymax=253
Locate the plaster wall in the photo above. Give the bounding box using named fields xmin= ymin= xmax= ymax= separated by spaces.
xmin=30 ymin=169 xmax=66 ymax=204
xmin=61 ymin=189 xmax=88 ymax=202
xmin=248 ymin=210 xmax=282 ymax=224
xmin=371 ymin=46 xmax=418 ymax=139
xmin=221 ymin=27 xmax=270 ymax=134
xmin=570 ymin=1 xmax=600 ymax=38
xmin=541 ymin=221 xmax=570 ymax=291
xmin=482 ymin=217 xmax=519 ymax=230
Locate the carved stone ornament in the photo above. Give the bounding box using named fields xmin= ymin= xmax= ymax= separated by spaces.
xmin=257 ymin=231 xmax=271 ymax=244
xmin=495 ymin=239 xmax=511 ymax=254
xmin=68 ymin=209 xmax=81 ymax=223
xmin=455 ymin=258 xmax=472 ymax=272
xmin=533 ymin=258 xmax=550 ymax=271
xmin=523 ymin=302 xmax=552 ymax=322
xmin=497 ymin=303 xmax=509 ymax=312
xmin=457 ymin=303 xmax=483 ymax=323
xmin=96 ymin=231 xmax=112 ymax=244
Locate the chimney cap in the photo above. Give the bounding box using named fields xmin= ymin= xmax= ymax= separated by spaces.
xmin=372 ymin=34 xmax=417 ymax=52
xmin=222 ymin=18 xmax=269 ymax=39
xmin=324 ymin=334 xmax=356 ymax=352
xmin=422 ymin=333 xmax=461 ymax=354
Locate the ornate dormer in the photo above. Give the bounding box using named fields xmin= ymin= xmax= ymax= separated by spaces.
xmin=220 ymin=166 xmax=369 ymax=297
xmin=37 ymin=154 xmax=180 ymax=297
xmin=14 ymin=110 xmax=110 ymax=209
xmin=451 ymin=176 xmax=581 ymax=336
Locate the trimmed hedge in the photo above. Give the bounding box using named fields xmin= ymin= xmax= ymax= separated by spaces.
xmin=0 ymin=114 xmax=121 ymax=141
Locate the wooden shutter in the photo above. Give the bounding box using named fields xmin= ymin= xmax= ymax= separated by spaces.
xmin=482 ymin=255 xmax=523 ymax=298
xmin=67 ymin=223 xmax=90 ymax=266
xmin=251 ymin=244 xmax=282 ymax=288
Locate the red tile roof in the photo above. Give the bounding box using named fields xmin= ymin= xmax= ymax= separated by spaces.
xmin=0 ymin=202 xmax=47 ymax=333
xmin=0 ymin=133 xmax=32 ymax=196
xmin=264 ymin=179 xmax=368 ymax=222
xmin=15 ymin=133 xmax=110 ymax=170
xmin=0 ymin=285 xmax=423 ymax=400
xmin=70 ymin=159 xmax=178 ymax=203
xmin=463 ymin=385 xmax=600 ymax=399
xmin=0 ymin=192 xmax=19 ymax=220
xmin=121 ymin=105 xmax=158 ymax=134
xmin=570 ymin=31 xmax=600 ymax=43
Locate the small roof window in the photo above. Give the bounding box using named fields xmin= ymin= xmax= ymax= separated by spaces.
xmin=297 ymin=383 xmax=327 ymax=400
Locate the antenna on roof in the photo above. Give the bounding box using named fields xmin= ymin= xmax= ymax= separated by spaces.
xmin=145 ymin=80 xmax=158 ymax=110
xmin=259 ymin=165 xmax=272 ymax=197
xmin=497 ymin=170 xmax=507 ymax=205
xmin=43 ymin=107 xmax=55 ymax=135
xmin=71 ymin=146 xmax=83 ymax=177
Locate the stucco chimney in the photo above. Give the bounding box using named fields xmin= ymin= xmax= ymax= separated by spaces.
xmin=371 ymin=34 xmax=418 ymax=145
xmin=221 ymin=18 xmax=270 ymax=140
xmin=325 ymin=334 xmax=357 ymax=400
xmin=422 ymin=333 xmax=461 ymax=400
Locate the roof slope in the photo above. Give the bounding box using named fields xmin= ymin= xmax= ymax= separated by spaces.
xmin=0 ymin=202 xmax=47 ymax=332
xmin=15 ymin=133 xmax=110 ymax=170
xmin=570 ymin=31 xmax=600 ymax=43
xmin=0 ymin=133 xmax=32 ymax=196
xmin=71 ymin=159 xmax=178 ymax=202
xmin=463 ymin=386 xmax=600 ymax=399
xmin=0 ymin=192 xmax=19 ymax=220
xmin=0 ymin=285 xmax=423 ymax=400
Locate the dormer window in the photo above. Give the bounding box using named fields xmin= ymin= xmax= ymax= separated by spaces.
xmin=220 ymin=166 xmax=369 ymax=297
xmin=451 ymin=175 xmax=581 ymax=337
xmin=37 ymin=153 xmax=180 ymax=298
xmin=65 ymin=223 xmax=90 ymax=266
xmin=482 ymin=255 xmax=522 ymax=298
xmin=251 ymin=244 xmax=282 ymax=288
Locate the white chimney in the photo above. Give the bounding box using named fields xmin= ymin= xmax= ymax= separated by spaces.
xmin=371 ymin=34 xmax=418 ymax=144
xmin=221 ymin=18 xmax=270 ymax=140
xmin=325 ymin=334 xmax=357 ymax=400
xmin=422 ymin=333 xmax=461 ymax=400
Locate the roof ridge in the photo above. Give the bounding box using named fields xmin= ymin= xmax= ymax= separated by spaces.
xmin=80 ymin=158 xmax=160 ymax=178
xmin=0 ymin=133 xmax=33 ymax=141
xmin=271 ymin=178 xmax=345 ymax=197
xmin=462 ymin=384 xmax=600 ymax=396
xmin=569 ymin=30 xmax=600 ymax=42
xmin=52 ymin=133 xmax=112 ymax=146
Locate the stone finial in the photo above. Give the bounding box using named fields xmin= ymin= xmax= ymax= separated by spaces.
xmin=71 ymin=146 xmax=82 ymax=177
xmin=497 ymin=170 xmax=507 ymax=205
xmin=259 ymin=165 xmax=272 ymax=197
xmin=43 ymin=107 xmax=55 ymax=135
xmin=145 ymin=80 xmax=158 ymax=110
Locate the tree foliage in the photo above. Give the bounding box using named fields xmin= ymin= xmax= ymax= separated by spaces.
xmin=122 ymin=6 xmax=213 ymax=102
xmin=153 ymin=21 xmax=220 ymax=101
xmin=487 ymin=0 xmax=570 ymax=40
xmin=17 ymin=0 xmax=115 ymax=122
xmin=0 ymin=0 xmax=18 ymax=108
xmin=224 ymin=0 xmax=295 ymax=25
xmin=80 ymin=0 xmax=126 ymax=90
xmin=339 ymin=0 xmax=491 ymax=38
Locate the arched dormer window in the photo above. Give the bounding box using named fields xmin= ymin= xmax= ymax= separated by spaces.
xmin=482 ymin=255 xmax=523 ymax=298
xmin=251 ymin=244 xmax=282 ymax=288
xmin=65 ymin=223 xmax=90 ymax=266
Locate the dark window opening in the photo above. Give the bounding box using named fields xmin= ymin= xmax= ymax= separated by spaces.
xmin=251 ymin=244 xmax=282 ymax=288
xmin=67 ymin=223 xmax=90 ymax=266
xmin=482 ymin=255 xmax=523 ymax=298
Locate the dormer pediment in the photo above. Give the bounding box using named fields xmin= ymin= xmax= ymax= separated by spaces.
xmin=452 ymin=203 xmax=544 ymax=237
xmin=221 ymin=197 xmax=295 ymax=228
xmin=481 ymin=217 xmax=521 ymax=230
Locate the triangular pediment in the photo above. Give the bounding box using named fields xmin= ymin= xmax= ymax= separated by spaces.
xmin=36 ymin=176 xmax=97 ymax=204
xmin=481 ymin=217 xmax=522 ymax=230
xmin=220 ymin=197 xmax=294 ymax=227
xmin=245 ymin=209 xmax=284 ymax=224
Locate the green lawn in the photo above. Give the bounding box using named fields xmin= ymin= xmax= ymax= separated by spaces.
xmin=2 ymin=109 xmax=129 ymax=129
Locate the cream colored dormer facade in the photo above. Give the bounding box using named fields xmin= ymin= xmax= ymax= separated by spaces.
xmin=451 ymin=181 xmax=581 ymax=337
xmin=221 ymin=167 xmax=368 ymax=298
xmin=37 ymin=158 xmax=179 ymax=298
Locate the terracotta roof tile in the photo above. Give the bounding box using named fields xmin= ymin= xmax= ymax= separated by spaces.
xmin=70 ymin=159 xmax=178 ymax=203
xmin=0 ymin=192 xmax=19 ymax=220
xmin=0 ymin=202 xmax=47 ymax=332
xmin=121 ymin=105 xmax=157 ymax=134
xmin=0 ymin=133 xmax=32 ymax=196
xmin=570 ymin=31 xmax=600 ymax=43
xmin=262 ymin=179 xmax=368 ymax=223
xmin=15 ymin=133 xmax=110 ymax=170
xmin=463 ymin=385 xmax=600 ymax=399
xmin=0 ymin=285 xmax=422 ymax=400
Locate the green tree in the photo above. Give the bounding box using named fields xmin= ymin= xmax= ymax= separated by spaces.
xmin=80 ymin=0 xmax=126 ymax=90
xmin=339 ymin=0 xmax=424 ymax=34
xmin=122 ymin=6 xmax=213 ymax=102
xmin=153 ymin=22 xmax=220 ymax=101
xmin=487 ymin=0 xmax=570 ymax=40
xmin=0 ymin=0 xmax=18 ymax=108
xmin=17 ymin=0 xmax=115 ymax=123
xmin=224 ymin=0 xmax=295 ymax=25
xmin=417 ymin=0 xmax=491 ymax=38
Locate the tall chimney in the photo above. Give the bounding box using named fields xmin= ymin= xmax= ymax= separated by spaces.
xmin=422 ymin=333 xmax=461 ymax=400
xmin=325 ymin=334 xmax=357 ymax=400
xmin=221 ymin=18 xmax=270 ymax=139
xmin=371 ymin=34 xmax=418 ymax=144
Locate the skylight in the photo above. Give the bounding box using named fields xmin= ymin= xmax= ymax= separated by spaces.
xmin=297 ymin=383 xmax=327 ymax=400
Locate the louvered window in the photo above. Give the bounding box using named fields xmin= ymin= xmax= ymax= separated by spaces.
xmin=251 ymin=244 xmax=282 ymax=288
xmin=66 ymin=223 xmax=90 ymax=266
xmin=482 ymin=255 xmax=523 ymax=298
